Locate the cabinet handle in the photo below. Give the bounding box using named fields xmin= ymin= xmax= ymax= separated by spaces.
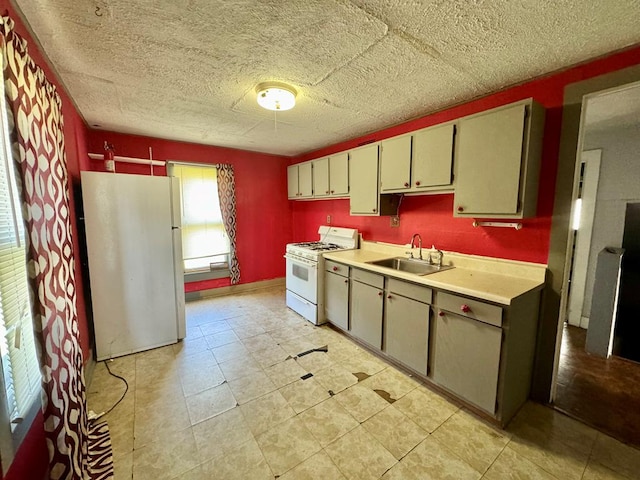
xmin=457 ymin=206 xmax=464 ymax=212
xmin=438 ymin=311 xmax=445 ymax=317
xmin=461 ymin=304 xmax=471 ymax=313
xmin=415 ymin=181 xmax=421 ymax=186
xmin=404 ymin=182 xmax=409 ymax=187
xmin=344 ymin=279 xmax=348 ymax=284
xmin=372 ymin=208 xmax=377 ymax=213
xmin=378 ymin=291 xmax=383 ymax=296
xmin=332 ymin=266 xmax=338 ymax=272
xmin=325 ymin=190 xmax=329 ymax=194
xmin=387 ymin=295 xmax=392 ymax=299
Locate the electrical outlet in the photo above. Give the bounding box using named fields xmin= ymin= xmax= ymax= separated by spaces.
xmin=390 ymin=215 xmax=400 ymax=227
xmin=326 ymin=215 xmax=331 ymax=224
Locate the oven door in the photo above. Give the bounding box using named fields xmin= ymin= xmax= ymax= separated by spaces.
xmin=284 ymin=254 xmax=318 ymax=304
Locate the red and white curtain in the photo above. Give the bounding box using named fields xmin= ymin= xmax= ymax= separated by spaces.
xmin=1 ymin=15 xmax=111 ymax=480
xmin=216 ymin=164 xmax=240 ymax=284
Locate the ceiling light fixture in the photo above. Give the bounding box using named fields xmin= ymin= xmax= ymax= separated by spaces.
xmin=255 ymin=82 xmax=297 ymax=111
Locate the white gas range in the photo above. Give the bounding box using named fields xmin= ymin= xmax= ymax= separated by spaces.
xmin=285 ymin=226 xmax=359 ymax=325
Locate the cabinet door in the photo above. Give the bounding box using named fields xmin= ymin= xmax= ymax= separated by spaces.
xmin=287 ymin=165 xmax=299 ymax=199
xmin=329 ymin=152 xmax=349 ymax=196
xmin=454 ymin=104 xmax=526 ymax=216
xmin=432 ymin=311 xmax=502 ymax=413
xmin=412 ymin=124 xmax=454 ymax=189
xmin=313 ymin=157 xmax=330 ymax=197
xmin=350 ymin=280 xmax=383 ymax=349
xmin=298 ymin=162 xmax=313 ymax=198
xmin=385 ymin=294 xmax=430 ymax=374
xmin=349 ymin=144 xmax=380 ymax=215
xmin=380 ymin=135 xmax=412 ymax=192
xmin=325 ymin=271 xmax=349 ymax=330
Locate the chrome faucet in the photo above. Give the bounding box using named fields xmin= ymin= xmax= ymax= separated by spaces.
xmin=429 ymin=246 xmax=444 ymax=268
xmin=409 ymin=234 xmax=423 ymax=260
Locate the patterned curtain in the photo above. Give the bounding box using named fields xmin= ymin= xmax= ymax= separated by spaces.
xmin=215 ymin=164 xmax=240 ymax=284
xmin=0 ymin=16 xmax=111 ymax=480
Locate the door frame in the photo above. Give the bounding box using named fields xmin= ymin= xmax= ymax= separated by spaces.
xmin=549 ymin=79 xmax=640 ymax=402
xmin=566 ymin=149 xmax=602 ymax=329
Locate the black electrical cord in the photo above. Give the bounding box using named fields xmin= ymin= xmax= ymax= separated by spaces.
xmin=101 ymin=360 xmax=129 ymax=417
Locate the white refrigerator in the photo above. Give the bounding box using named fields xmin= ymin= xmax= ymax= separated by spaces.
xmin=81 ymin=171 xmax=186 ymax=361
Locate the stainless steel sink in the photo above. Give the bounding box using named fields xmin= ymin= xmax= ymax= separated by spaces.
xmin=366 ymin=257 xmax=454 ymax=275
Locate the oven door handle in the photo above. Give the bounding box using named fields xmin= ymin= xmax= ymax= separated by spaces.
xmin=284 ymin=254 xmax=317 ymax=268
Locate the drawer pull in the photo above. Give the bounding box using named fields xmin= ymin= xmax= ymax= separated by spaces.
xmin=378 ymin=291 xmax=383 ymax=296
xmin=457 ymin=206 xmax=464 ymax=212
xmin=332 ymin=266 xmax=338 ymax=272
xmin=415 ymin=181 xmax=421 ymax=186
xmin=461 ymin=304 xmax=471 ymax=313
xmin=438 ymin=311 xmax=445 ymax=317
xmin=344 ymin=279 xmax=348 ymax=284
xmin=404 ymin=182 xmax=409 ymax=187
xmin=387 ymin=295 xmax=393 ymax=299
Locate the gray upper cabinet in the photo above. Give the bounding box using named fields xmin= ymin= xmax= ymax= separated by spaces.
xmin=379 ymin=124 xmax=455 ymax=194
xmin=380 ymin=135 xmax=412 ymax=192
xmin=454 ymin=99 xmax=545 ymax=218
xmin=313 ymin=157 xmax=330 ymax=198
xmin=329 ymin=152 xmax=349 ymax=196
xmin=349 ymin=143 xmax=380 ymax=215
xmin=412 ymin=123 xmax=455 ymax=190
xmin=287 ymin=162 xmax=314 ymax=199
xmin=287 ymin=165 xmax=299 ymax=199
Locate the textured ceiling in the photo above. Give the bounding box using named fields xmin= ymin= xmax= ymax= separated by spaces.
xmin=13 ymin=0 xmax=640 ymax=156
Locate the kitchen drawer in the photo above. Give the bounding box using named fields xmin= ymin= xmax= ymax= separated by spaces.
xmin=388 ymin=278 xmax=432 ymax=304
xmin=436 ymin=292 xmax=502 ymax=327
xmin=351 ymin=268 xmax=384 ymax=289
xmin=325 ymin=260 xmax=349 ymax=277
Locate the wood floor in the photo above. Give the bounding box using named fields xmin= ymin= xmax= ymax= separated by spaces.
xmin=554 ymin=324 xmax=640 ymax=449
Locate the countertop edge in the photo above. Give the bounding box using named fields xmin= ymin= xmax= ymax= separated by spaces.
xmin=323 ymin=251 xmax=545 ymax=306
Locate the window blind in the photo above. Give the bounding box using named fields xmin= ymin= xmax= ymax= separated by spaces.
xmin=0 ymin=108 xmax=41 ymax=429
xmin=169 ymin=164 xmax=230 ymax=272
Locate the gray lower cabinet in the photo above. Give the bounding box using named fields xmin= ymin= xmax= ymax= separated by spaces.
xmin=325 ymin=261 xmax=349 ymax=331
xmin=384 ymin=293 xmax=430 ymax=375
xmin=432 ymin=311 xmax=502 ymax=413
xmin=350 ymin=269 xmax=384 ymax=348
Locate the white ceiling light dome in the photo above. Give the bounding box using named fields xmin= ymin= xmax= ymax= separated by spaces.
xmin=256 ymin=82 xmax=297 ymax=111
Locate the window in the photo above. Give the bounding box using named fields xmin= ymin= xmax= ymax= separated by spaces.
xmin=0 ymin=96 xmax=41 ymax=456
xmin=169 ymin=163 xmax=230 ymax=275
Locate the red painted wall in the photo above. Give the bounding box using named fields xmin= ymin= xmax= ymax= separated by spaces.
xmin=85 ymin=131 xmax=293 ymax=292
xmin=1 ymin=3 xmax=92 ymax=480
xmin=292 ymin=45 xmax=640 ymax=265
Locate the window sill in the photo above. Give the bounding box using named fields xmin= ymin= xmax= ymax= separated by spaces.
xmin=184 ymin=269 xmax=230 ymax=283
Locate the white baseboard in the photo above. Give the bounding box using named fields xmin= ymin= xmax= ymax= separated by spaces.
xmin=185 ymin=277 xmax=285 ymax=301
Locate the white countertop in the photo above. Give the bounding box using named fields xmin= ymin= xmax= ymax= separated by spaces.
xmin=323 ymin=248 xmax=545 ymax=305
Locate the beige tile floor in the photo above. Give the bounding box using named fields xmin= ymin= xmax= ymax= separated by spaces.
xmin=87 ymin=286 xmax=640 ymax=480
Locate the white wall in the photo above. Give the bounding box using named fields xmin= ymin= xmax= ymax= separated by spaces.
xmin=582 ymin=123 xmax=640 ymax=318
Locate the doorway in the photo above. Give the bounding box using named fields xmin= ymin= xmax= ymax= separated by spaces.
xmin=554 ymin=80 xmax=640 ymax=447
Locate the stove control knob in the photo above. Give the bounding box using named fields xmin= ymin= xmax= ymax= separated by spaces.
xmin=461 ymin=304 xmax=471 ymax=313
